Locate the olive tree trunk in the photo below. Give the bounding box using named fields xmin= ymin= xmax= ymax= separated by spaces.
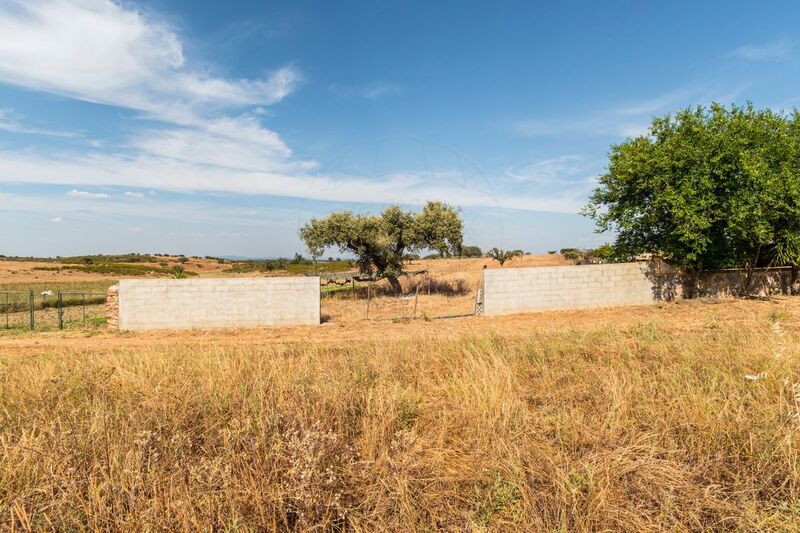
xmin=386 ymin=275 xmax=403 ymax=295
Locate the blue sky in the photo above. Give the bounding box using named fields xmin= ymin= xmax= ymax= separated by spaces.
xmin=1 ymin=0 xmax=799 ymax=257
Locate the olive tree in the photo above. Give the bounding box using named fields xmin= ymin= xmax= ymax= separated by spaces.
xmin=486 ymin=248 xmax=521 ymax=267
xmin=300 ymin=201 xmax=463 ymax=293
xmin=585 ymin=103 xmax=800 ymax=294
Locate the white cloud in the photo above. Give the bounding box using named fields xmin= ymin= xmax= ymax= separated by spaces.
xmin=735 ymin=39 xmax=793 ymax=61
xmin=506 ymin=155 xmax=598 ymax=185
xmin=0 ymin=0 xmax=317 ymax=205
xmin=0 ymin=0 xmax=300 ymax=117
xmin=124 ymin=191 xmax=144 ymax=199
xmin=66 ymin=189 xmax=109 ymax=199
xmin=2 ymin=190 xmax=298 ymax=227
xmin=51 ymin=216 xmax=63 ymax=223
xmin=128 ymin=115 xmax=312 ymax=172
xmin=0 ymin=108 xmax=77 ymax=137
xmin=0 ymin=149 xmax=586 ymax=213
xmin=0 ymin=1 xmax=584 ymax=216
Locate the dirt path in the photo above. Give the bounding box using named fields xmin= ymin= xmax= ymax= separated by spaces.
xmin=1 ymin=297 xmax=795 ymax=356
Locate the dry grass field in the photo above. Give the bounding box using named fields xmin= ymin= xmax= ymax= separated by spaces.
xmin=0 ymin=253 xmax=566 ymax=285
xmin=2 ymin=256 xmax=800 ymax=531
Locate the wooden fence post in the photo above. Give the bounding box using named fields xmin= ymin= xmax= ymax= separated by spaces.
xmin=28 ymin=290 xmax=34 ymax=331
xmin=57 ymin=292 xmax=64 ymax=330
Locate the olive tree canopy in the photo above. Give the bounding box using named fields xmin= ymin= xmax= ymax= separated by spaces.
xmin=300 ymin=201 xmax=463 ymax=293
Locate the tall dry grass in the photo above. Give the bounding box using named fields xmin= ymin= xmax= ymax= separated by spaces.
xmin=2 ymin=317 xmax=800 ymax=531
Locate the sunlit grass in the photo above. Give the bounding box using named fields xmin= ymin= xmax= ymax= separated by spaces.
xmin=1 ymin=315 xmax=798 ymax=530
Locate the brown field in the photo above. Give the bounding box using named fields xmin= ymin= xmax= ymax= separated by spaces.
xmin=2 ymin=256 xmax=800 ymax=531
xmin=0 ymin=255 xmax=230 ymax=283
xmin=0 ymin=253 xmax=568 ymax=285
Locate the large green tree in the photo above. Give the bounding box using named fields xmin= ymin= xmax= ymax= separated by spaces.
xmin=585 ymin=103 xmax=800 ymax=292
xmin=300 ymin=201 xmax=463 ymax=293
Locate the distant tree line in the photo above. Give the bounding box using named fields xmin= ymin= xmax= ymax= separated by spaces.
xmin=558 ymin=245 xmax=615 ymax=264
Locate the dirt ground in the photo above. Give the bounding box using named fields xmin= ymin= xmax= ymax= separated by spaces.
xmin=1 ymin=295 xmax=796 ymax=357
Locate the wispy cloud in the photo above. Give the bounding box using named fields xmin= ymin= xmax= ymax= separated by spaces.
xmin=735 ymin=39 xmax=793 ymax=61
xmin=329 ymin=82 xmax=401 ymax=100
xmin=66 ymin=189 xmax=109 ymax=199
xmin=124 ymin=191 xmax=145 ymax=199
xmin=0 ymin=1 xmax=301 ymax=117
xmin=615 ymin=86 xmax=701 ymax=115
xmin=2 ymin=189 xmax=304 ymax=228
xmin=0 ymin=0 xmax=581 ymax=217
xmin=0 ymin=0 xmax=327 ymax=208
xmin=0 ymin=108 xmax=77 ymax=138
xmin=0 ymin=149 xmax=586 ymax=213
xmin=515 ymin=117 xmax=650 ymax=138
xmin=516 ymin=83 xmax=747 ymax=139
xmin=0 ymin=0 xmax=303 ymax=185
xmin=50 ymin=216 xmax=63 ymax=223
xmin=505 ymin=155 xmax=599 ymax=185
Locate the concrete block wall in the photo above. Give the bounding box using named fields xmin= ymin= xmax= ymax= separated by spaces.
xmin=118 ymin=277 xmax=320 ymax=331
xmin=482 ymin=262 xmax=656 ymax=316
xmin=698 ymin=267 xmax=796 ymax=298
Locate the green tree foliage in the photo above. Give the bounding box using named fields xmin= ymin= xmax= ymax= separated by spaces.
xmin=171 ymin=266 xmax=187 ymax=279
xmin=588 ymin=244 xmax=616 ymax=262
xmin=486 ymin=248 xmax=522 ymax=267
xmin=559 ymin=248 xmax=581 ymax=262
xmin=300 ymin=201 xmax=463 ymax=293
xmin=558 ymin=247 xmax=606 ymax=264
xmin=460 ymin=245 xmax=483 ymax=258
xmin=291 ymin=252 xmax=312 ymax=265
xmin=585 ymin=104 xmax=800 ymax=283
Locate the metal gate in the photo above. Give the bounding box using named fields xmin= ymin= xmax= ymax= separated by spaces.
xmin=1 ymin=290 xmax=107 ymax=331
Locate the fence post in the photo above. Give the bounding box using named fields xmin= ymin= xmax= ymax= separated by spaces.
xmin=57 ymin=292 xmax=64 ymax=330
xmin=413 ymin=284 xmax=419 ymax=319
xmin=4 ymin=292 xmax=8 ymax=329
xmin=28 ymin=290 xmax=34 ymax=330
xmin=82 ymin=293 xmax=86 ymax=323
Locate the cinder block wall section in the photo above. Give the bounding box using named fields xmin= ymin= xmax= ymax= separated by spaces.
xmin=482 ymin=263 xmax=656 ymax=316
xmin=118 ymin=277 xmax=320 ymax=331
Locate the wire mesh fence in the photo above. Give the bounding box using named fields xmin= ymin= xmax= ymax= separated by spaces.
xmin=0 ymin=290 xmax=107 ymax=331
xmin=0 ymin=291 xmax=33 ymax=330
xmin=319 ymin=275 xmax=477 ymax=322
